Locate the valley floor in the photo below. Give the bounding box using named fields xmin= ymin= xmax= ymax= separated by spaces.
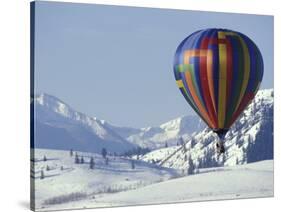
xmin=32 ymin=149 xmax=273 ymax=211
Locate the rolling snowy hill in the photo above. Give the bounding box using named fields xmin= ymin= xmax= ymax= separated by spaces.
xmin=32 ymin=149 xmax=179 ymax=211
xmin=139 ymin=89 xmax=273 ymax=170
xmin=90 ymin=160 xmax=273 ymax=207
xmin=31 ymin=149 xmax=273 ymax=211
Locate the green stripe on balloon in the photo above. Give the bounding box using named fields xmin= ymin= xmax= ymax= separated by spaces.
xmin=225 ymin=36 xmax=245 ymax=127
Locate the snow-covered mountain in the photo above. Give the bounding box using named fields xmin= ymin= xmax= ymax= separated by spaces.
xmin=32 ymin=89 xmax=273 ymax=162
xmin=32 ymin=94 xmax=136 ymax=153
xmin=105 ymin=116 xmax=205 ymax=149
xmin=32 ymin=92 xmax=205 ymax=152
xmin=139 ymin=89 xmax=274 ymax=169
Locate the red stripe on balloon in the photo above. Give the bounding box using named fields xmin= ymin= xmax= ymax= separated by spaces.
xmin=200 ymin=37 xmax=218 ymax=128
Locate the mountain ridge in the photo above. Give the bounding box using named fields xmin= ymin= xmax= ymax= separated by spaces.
xmin=139 ymin=89 xmax=273 ymax=169
xmin=32 ymin=89 xmax=273 ymax=164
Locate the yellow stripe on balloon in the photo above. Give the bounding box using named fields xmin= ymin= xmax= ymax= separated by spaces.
xmin=220 ymin=31 xmax=251 ymax=114
xmin=176 ymin=79 xmax=184 ymax=88
xmin=218 ymin=31 xmax=226 ymax=39
xmin=218 ymin=41 xmax=227 ymax=128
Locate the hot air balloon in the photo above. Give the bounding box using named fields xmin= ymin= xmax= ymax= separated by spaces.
xmin=173 ymin=28 xmax=263 ymax=154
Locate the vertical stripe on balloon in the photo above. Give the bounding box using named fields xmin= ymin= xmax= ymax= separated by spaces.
xmin=200 ymin=39 xmax=217 ymax=128
xmin=184 ymin=69 xmax=214 ymax=128
xmin=218 ymin=31 xmax=227 ymax=128
xmin=178 ymin=65 xmax=199 ymax=110
xmin=234 ymin=34 xmax=251 ymax=113
xmin=225 ymin=39 xmax=233 ymax=113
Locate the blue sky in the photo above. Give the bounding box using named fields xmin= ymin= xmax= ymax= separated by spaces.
xmin=34 ymin=1 xmax=273 ymax=128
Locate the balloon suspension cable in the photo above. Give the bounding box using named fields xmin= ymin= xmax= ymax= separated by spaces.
xmin=213 ymin=129 xmax=228 ymax=155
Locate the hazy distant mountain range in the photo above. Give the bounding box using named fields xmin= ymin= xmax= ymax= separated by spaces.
xmin=32 ymin=89 xmax=273 ymax=164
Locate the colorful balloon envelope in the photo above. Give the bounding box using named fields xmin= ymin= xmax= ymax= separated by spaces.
xmin=173 ymin=28 xmax=263 ymax=138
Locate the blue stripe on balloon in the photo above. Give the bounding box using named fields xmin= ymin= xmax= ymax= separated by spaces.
xmin=191 ymin=30 xmax=208 ymax=111
xmin=241 ymin=34 xmax=256 ymax=92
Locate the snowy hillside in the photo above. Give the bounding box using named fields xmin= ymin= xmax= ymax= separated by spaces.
xmin=32 ymin=149 xmax=179 ymax=211
xmin=32 ymin=94 xmax=136 ymax=153
xmin=139 ymin=89 xmax=273 ymax=170
xmin=31 ymin=149 xmax=273 ymax=211
xmin=90 ymin=160 xmax=273 ymax=207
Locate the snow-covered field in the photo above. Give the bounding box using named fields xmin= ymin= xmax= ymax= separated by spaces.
xmin=91 ymin=160 xmax=273 ymax=207
xmin=32 ymin=149 xmax=180 ymax=211
xmin=32 ymin=149 xmax=273 ymax=211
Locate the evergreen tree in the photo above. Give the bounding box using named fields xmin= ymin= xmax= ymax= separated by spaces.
xmin=179 ymin=137 xmax=184 ymax=146
xmin=80 ymin=156 xmax=84 ymax=164
xmin=101 ymin=148 xmax=107 ymax=159
xmin=187 ymin=156 xmax=195 ymax=175
xmin=228 ymin=130 xmax=233 ymax=138
xmin=40 ymin=170 xmax=44 ymax=180
xmin=105 ymin=157 xmax=109 ymax=165
xmin=46 ymin=165 xmax=50 ymax=171
xmin=236 ymin=157 xmax=239 ymax=165
xmin=60 ymin=166 xmax=64 ymax=171
xmin=75 ymin=153 xmax=80 ymax=164
xmin=165 ymin=142 xmax=168 ymax=148
xmin=90 ymin=157 xmax=95 ymax=169
xmin=220 ymin=153 xmax=226 ymax=167
xmin=131 ymin=160 xmax=135 ymax=169
xmin=70 ymin=149 xmax=73 ymax=157
xmin=43 ymin=155 xmax=47 ymax=162
xmin=190 ymin=138 xmax=196 ymax=148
